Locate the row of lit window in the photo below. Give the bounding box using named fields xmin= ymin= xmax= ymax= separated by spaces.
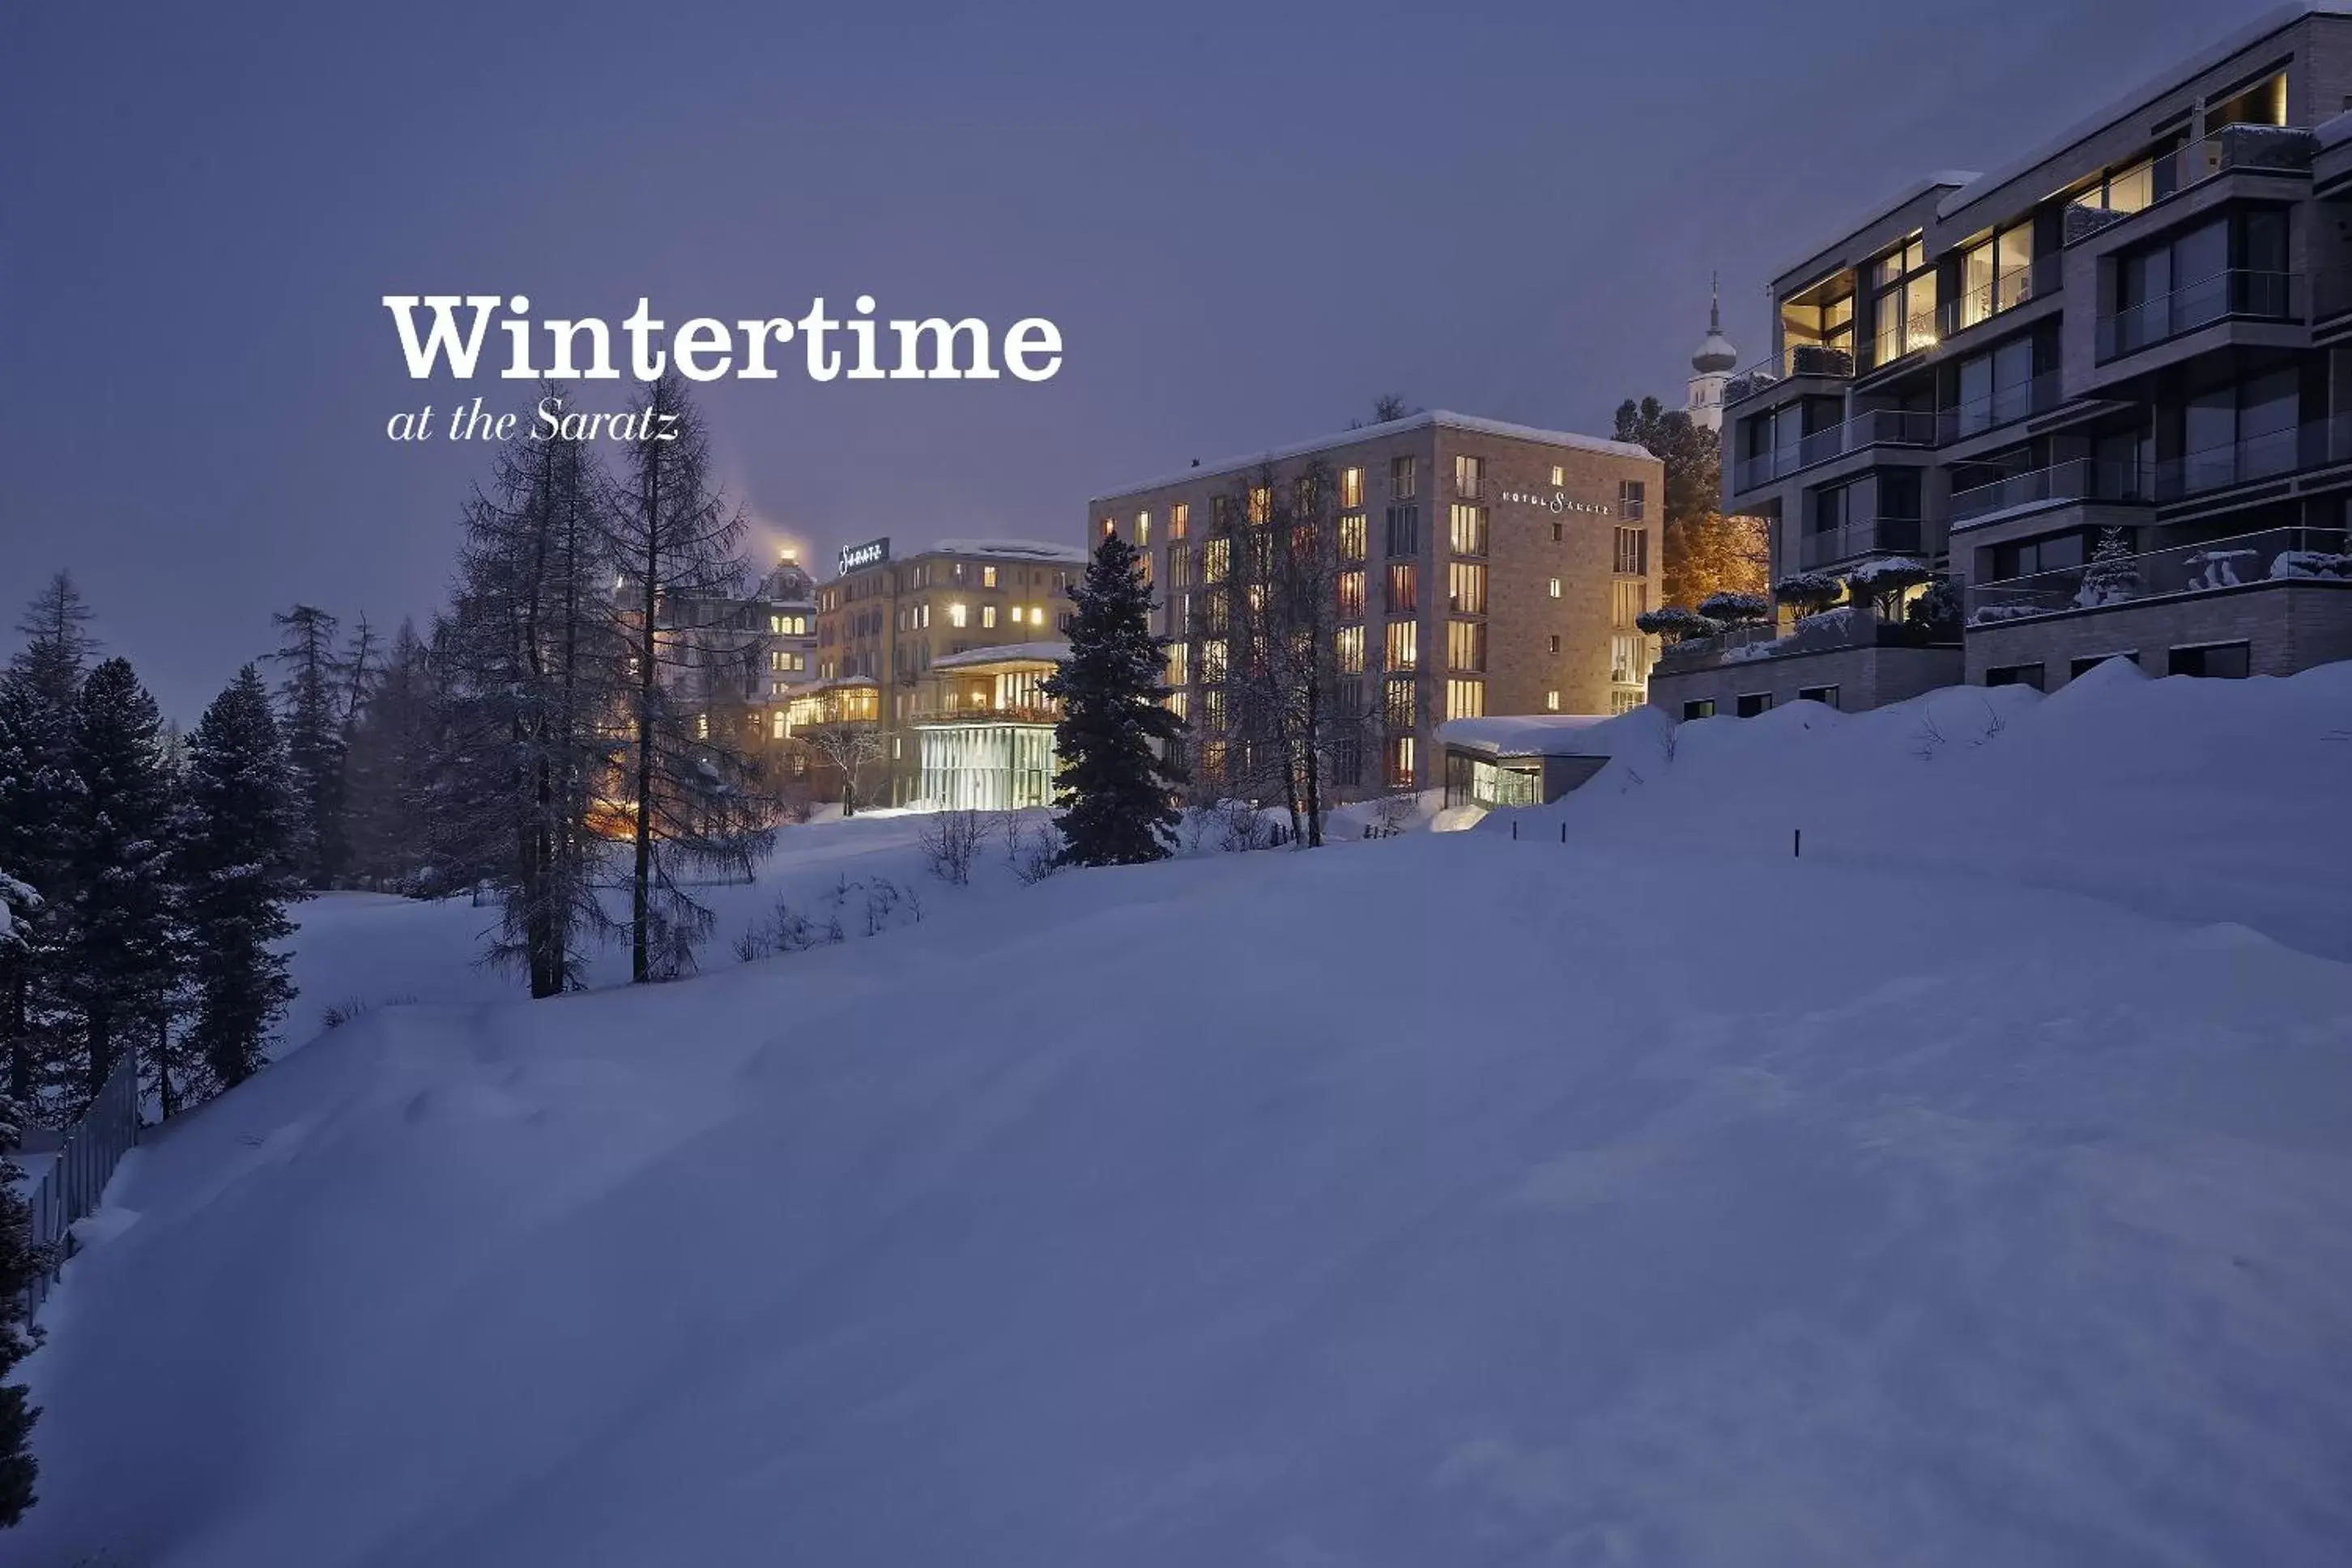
xmin=1103 ymin=455 xmax=1604 ymax=546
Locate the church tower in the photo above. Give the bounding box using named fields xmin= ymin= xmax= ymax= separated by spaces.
xmin=1686 ymin=274 xmax=1738 ymax=432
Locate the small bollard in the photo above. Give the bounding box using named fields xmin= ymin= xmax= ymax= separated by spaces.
xmin=1511 ymin=820 xmax=1519 ymax=841
xmin=1794 ymin=828 xmax=1802 ymax=858
xmin=1560 ymin=823 xmax=1567 ymax=844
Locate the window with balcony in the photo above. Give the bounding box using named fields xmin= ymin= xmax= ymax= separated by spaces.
xmin=1617 ymin=479 xmax=1646 ymax=521
xmin=1779 ymin=276 xmax=1856 ymax=373
xmin=1868 ymin=235 xmax=1936 ymax=367
xmin=1953 ymin=335 xmax=2039 ymax=437
xmin=1954 ymin=222 xmax=2037 ymax=330
xmin=1613 ymin=526 xmax=1648 ymax=575
xmin=2105 ymin=211 xmax=2286 ymax=359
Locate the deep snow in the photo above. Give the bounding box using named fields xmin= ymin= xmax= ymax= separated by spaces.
xmin=15 ymin=665 xmax=2352 ymax=1567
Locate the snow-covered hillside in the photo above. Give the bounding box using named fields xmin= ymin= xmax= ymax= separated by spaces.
xmin=16 ymin=667 xmax=2352 ymax=1567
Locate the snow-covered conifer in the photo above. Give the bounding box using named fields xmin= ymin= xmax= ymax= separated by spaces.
xmin=179 ymin=666 xmax=305 ymax=1094
xmin=271 ymin=604 xmax=350 ymax=889
xmin=1043 ymin=533 xmax=1185 ymax=866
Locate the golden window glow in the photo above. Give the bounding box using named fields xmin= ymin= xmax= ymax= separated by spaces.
xmin=1449 ymin=504 xmax=1487 ymax=556
xmin=1248 ymin=485 xmax=1270 ymax=525
xmin=1336 ymin=624 xmax=1364 ymax=675
xmin=1447 ymin=618 xmax=1485 ymax=672
xmin=1202 ymin=639 xmax=1229 ymax=681
xmin=1453 ymin=454 xmax=1484 ymax=499
xmin=1136 ymin=511 xmax=1151 ymax=545
xmin=983 ymin=565 xmax=998 ymax=588
xmin=1341 ymin=467 xmax=1363 ymax=509
xmin=1338 ymin=570 xmax=1365 ymax=619
xmin=1386 ymin=563 xmax=1417 ymax=614
xmin=1449 ymin=561 xmax=1487 ymax=616
xmin=1446 ymin=678 xmax=1485 ymax=719
xmin=1545 ymin=689 xmax=1561 ymax=712
xmin=1170 ymin=502 xmax=1190 ymax=541
xmin=1338 ymin=512 xmax=1366 ymax=563
xmin=1384 ymin=619 xmax=1417 ymax=670
xmin=1101 ymin=518 xmax=1115 ymax=536
xmin=1612 ymin=578 xmax=1647 ymax=629
xmin=1204 ymin=538 xmax=1229 ymax=583
xmin=1550 ymin=464 xmax=1565 ymax=487
xmin=950 ymin=603 xmax=969 ymax=628
xmin=1167 ymin=642 xmax=1188 ymax=686
xmin=982 ymin=604 xmax=997 ymax=628
xmin=1549 ymin=577 xmax=1562 ymax=599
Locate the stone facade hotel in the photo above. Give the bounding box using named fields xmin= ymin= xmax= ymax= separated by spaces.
xmin=1658 ymin=2 xmax=2352 ymax=718
xmin=1090 ymin=411 xmax=1663 ymax=798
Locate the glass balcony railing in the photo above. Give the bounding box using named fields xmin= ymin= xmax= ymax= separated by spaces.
xmin=1722 ymin=342 xmax=1857 ymax=407
xmin=1966 ymin=525 xmax=2348 ymax=624
xmin=1949 ymin=458 xmax=2152 ymax=524
xmin=1798 ymin=515 xmax=1924 ymax=570
xmin=1937 ymin=256 xmax=2061 ymax=339
xmin=2152 ymin=414 xmax=2352 ymax=501
xmin=1864 ymin=309 xmax=1940 ymax=373
xmin=1937 ymin=371 xmax=2064 ymax=444
xmin=1729 ymin=409 xmax=1937 ymax=493
xmin=2064 ymin=124 xmax=2316 ymax=243
xmin=2095 ymin=269 xmax=2299 ymax=361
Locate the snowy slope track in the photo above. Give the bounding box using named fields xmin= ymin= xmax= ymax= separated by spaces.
xmin=14 ymin=667 xmax=2352 ymax=1566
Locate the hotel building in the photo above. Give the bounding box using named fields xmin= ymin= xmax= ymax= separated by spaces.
xmin=802 ymin=537 xmax=1088 ymax=805
xmin=1091 ymin=410 xmax=1662 ymax=797
xmin=1665 ymin=3 xmax=2352 ymax=718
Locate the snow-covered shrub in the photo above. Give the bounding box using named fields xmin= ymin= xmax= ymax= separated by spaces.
xmin=1695 ymin=591 xmax=1770 ymax=625
xmin=1216 ymin=799 xmax=1272 ymax=853
xmin=1004 ymin=817 xmax=1064 ymax=884
xmin=1771 ymin=572 xmax=1844 ymax=619
xmin=918 ymin=809 xmax=991 ymax=885
xmin=1906 ymin=579 xmax=1964 ymax=637
xmin=1634 ymin=607 xmax=1724 ymax=644
xmin=2073 ymin=527 xmax=2140 ymax=607
xmin=1969 ymin=602 xmax=2046 ymax=625
xmin=2270 ymin=550 xmax=2352 ymax=580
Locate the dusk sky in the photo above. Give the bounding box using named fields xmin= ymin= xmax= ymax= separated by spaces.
xmin=3 ymin=0 xmax=2261 ymax=720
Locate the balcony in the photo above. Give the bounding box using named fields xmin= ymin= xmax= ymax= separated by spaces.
xmin=1721 ymin=343 xmax=1856 ymax=407
xmin=1936 ymin=256 xmax=2061 ymax=342
xmin=1950 ymin=458 xmax=2152 ymax=526
xmin=1966 ymin=525 xmax=2348 ymax=624
xmin=2064 ymin=124 xmax=2316 ymax=245
xmin=1730 ymin=409 xmax=1937 ymax=493
xmin=1936 ymin=371 xmax=2064 ymax=445
xmin=1863 ymin=309 xmax=1939 ymax=374
xmin=2095 ymin=268 xmax=2299 ymax=361
xmin=1798 ymin=514 xmax=1924 ymax=570
xmin=2153 ymin=412 xmax=2352 ymax=501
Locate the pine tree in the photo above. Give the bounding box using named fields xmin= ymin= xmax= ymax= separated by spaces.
xmin=343 ymin=619 xmax=441 ymax=893
xmin=0 ymin=573 xmax=98 ymax=1118
xmin=0 ymin=1018 xmax=42 ymax=1528
xmin=1043 ymin=534 xmax=1185 ymax=866
xmin=179 ymin=667 xmax=305 ymax=1095
xmin=2073 ymin=526 xmax=2141 ymax=608
xmin=59 ymin=659 xmax=179 ymax=1112
xmin=443 ymin=390 xmax=627 ymax=995
xmin=603 ymin=373 xmax=774 ymax=982
xmin=271 ymin=604 xmax=349 ymax=889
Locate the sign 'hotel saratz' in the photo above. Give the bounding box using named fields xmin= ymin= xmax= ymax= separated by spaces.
xmin=837 ymin=537 xmax=890 ymax=576
xmin=1498 ymin=488 xmax=1613 ymax=516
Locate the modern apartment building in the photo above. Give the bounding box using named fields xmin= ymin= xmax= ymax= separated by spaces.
xmin=805 ymin=537 xmax=1087 ymax=803
xmin=1668 ymin=2 xmax=2352 ymax=717
xmin=1091 ymin=410 xmax=1661 ymax=797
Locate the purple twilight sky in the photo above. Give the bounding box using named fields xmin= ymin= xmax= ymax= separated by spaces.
xmin=2 ymin=0 xmax=2264 ymax=720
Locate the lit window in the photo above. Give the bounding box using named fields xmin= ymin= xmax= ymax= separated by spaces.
xmin=1101 ymin=518 xmax=1115 ymax=536
xmin=1031 ymin=606 xmax=1046 ymax=627
xmin=1617 ymin=480 xmax=1647 ymax=521
xmin=1446 ymin=678 xmax=1485 ymax=718
xmin=1387 ymin=735 xmax=1417 ymax=789
xmin=1336 ymin=624 xmax=1364 ymax=674
xmin=1448 ymin=561 xmax=1487 ymax=615
xmin=1337 ymin=570 xmax=1366 ymax=619
xmin=1614 ymin=526 xmax=1648 ymax=575
xmin=1170 ymin=502 xmax=1190 ymax=541
xmin=1248 ymin=485 xmax=1270 ymax=525
xmin=950 ymin=603 xmax=969 ymax=628
xmin=1341 ymin=467 xmax=1364 ymax=509
xmin=1384 ymin=619 xmax=1418 ymax=670
xmin=1386 ymin=563 xmax=1417 ymax=613
xmin=695 ymin=712 xmax=709 ymax=740
xmin=1136 ymin=511 xmax=1151 ymax=545
xmin=1611 ymin=633 xmax=1646 ymax=685
xmin=1611 ymin=579 xmax=1647 ymax=628
xmin=983 ymin=565 xmax=998 ymax=588
xmin=1447 ymin=619 xmax=1485 ymax=672
xmin=1549 ymin=577 xmax=1562 ymax=599
xmin=982 ymin=605 xmax=997 ymax=628
xmin=1448 ymin=504 xmax=1487 ymax=556
xmin=1338 ymin=512 xmax=1366 ymax=563
xmin=1545 ymin=690 xmax=1561 ymax=711
xmin=1453 ymin=454 xmax=1484 ymax=499
xmin=769 ymin=711 xmax=786 ymax=740
xmin=1550 ymin=464 xmax=1565 ymax=487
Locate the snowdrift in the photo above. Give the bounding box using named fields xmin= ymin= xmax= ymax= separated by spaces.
xmin=15 ymin=667 xmax=2352 ymax=1567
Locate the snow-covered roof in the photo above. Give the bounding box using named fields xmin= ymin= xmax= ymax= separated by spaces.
xmin=1091 ymin=410 xmax=1654 ymax=502
xmin=1438 ymin=714 xmax=1618 ymax=758
xmin=931 ymin=640 xmax=1070 ymax=671
xmin=928 ymin=539 xmax=1091 ymax=565
xmin=1937 ymin=3 xmax=2350 ymax=228
xmin=2315 ymin=104 xmax=2352 ymax=149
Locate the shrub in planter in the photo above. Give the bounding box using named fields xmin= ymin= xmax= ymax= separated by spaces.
xmin=1634 ymin=606 xmax=1724 ymax=644
xmin=1771 ymin=572 xmax=1845 ymax=620
xmin=1695 ymin=590 xmax=1771 ymax=625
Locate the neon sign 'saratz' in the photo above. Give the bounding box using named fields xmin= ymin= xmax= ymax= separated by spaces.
xmin=382 ymin=295 xmax=1064 ymax=385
